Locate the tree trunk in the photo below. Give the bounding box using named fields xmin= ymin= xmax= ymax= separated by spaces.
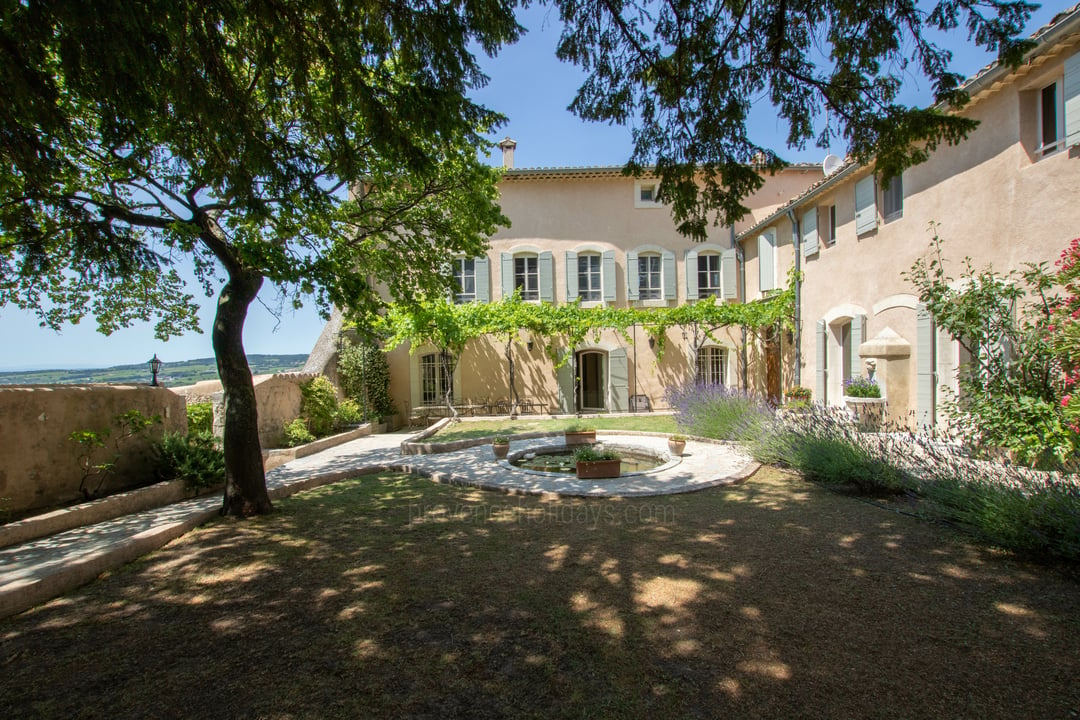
xmin=506 ymin=333 xmax=520 ymax=417
xmin=214 ymin=267 xmax=272 ymax=516
xmin=441 ymin=350 xmax=459 ymax=420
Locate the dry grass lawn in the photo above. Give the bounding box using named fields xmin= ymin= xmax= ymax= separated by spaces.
xmin=2 ymin=468 xmax=1078 ymax=719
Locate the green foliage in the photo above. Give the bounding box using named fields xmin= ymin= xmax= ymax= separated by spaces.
xmin=333 ymin=399 xmax=364 ymax=428
xmin=0 ymin=0 xmax=521 ymax=515
xmin=186 ymin=402 xmax=213 ymax=435
xmin=564 ymin=423 xmax=596 ymax=433
xmin=554 ymin=1 xmax=1033 ymax=239
xmin=69 ymin=409 xmax=161 ymax=499
xmin=492 ymin=436 xmax=511 ymax=445
xmin=784 ymin=386 xmax=812 ymax=402
xmin=299 ymin=376 xmax=339 ymax=438
xmin=336 ymin=336 xmax=395 ymax=420
xmin=915 ymin=467 xmax=1080 ymax=560
xmin=154 ymin=431 xmax=225 ymax=491
xmin=905 ymin=228 xmax=1075 ymax=468
xmin=283 ymin=419 xmax=316 ymax=448
xmin=843 ymin=376 xmax=881 ymax=398
xmin=573 ymin=445 xmax=620 ymax=462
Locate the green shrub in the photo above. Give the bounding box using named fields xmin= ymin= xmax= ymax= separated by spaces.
xmin=154 ymin=431 xmax=225 ymax=491
xmin=186 ymin=402 xmax=213 ymax=434
xmin=333 ymin=398 xmax=363 ymax=428
xmin=300 ymin=376 xmax=338 ymax=437
xmin=284 ymin=418 xmax=316 ymax=447
xmin=337 ymin=336 xmax=396 ymax=420
xmin=914 ymin=457 xmax=1080 ymax=560
xmin=573 ymin=445 xmax=620 ymax=462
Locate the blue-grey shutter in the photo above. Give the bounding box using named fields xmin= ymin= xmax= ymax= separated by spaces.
xmin=556 ymin=351 xmax=575 ymax=413
xmin=626 ymin=250 xmax=639 ymax=301
xmin=855 ymin=176 xmax=877 ymax=235
xmin=500 ymin=252 xmax=513 ymax=299
xmin=802 ymin=207 xmax=819 ymax=257
xmin=564 ymin=251 xmax=578 ymax=302
xmin=475 ymin=257 xmax=490 ymax=303
xmin=721 ymin=249 xmax=737 ymax=300
xmin=608 ymin=347 xmax=629 ymax=411
xmin=1065 ymin=51 xmax=1080 ymax=147
xmin=662 ymin=250 xmax=676 ymax=300
xmin=850 ymin=314 xmax=866 ymax=381
xmin=758 ymin=230 xmax=776 ymax=292
xmin=816 ymin=320 xmax=827 ymax=404
xmin=539 ymin=251 xmax=554 ymax=303
xmin=602 ymin=250 xmax=617 ymax=302
xmin=916 ymin=303 xmax=936 ymax=428
xmin=685 ymin=249 xmax=699 ymax=300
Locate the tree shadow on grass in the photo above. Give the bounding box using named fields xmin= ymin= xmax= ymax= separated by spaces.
xmin=1 ymin=470 xmax=1078 ymax=719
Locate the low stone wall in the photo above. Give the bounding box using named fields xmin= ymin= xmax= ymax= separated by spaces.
xmin=211 ymin=372 xmax=319 ymax=450
xmin=0 ymin=385 xmax=187 ymax=515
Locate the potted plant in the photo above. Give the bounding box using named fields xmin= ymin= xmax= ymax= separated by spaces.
xmin=784 ymin=386 xmax=812 ymax=406
xmin=564 ymin=423 xmax=597 ymax=446
xmin=667 ymin=434 xmax=687 ymax=456
xmin=491 ymin=435 xmax=511 ymax=460
xmin=843 ymin=376 xmax=881 ymax=399
xmin=842 ymin=376 xmax=886 ymax=430
xmin=574 ymin=445 xmax=621 ymax=479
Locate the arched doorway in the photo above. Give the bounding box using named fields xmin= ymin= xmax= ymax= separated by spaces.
xmin=576 ymin=350 xmax=606 ymax=411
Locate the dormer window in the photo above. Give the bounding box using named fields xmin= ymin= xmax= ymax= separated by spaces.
xmin=634 ymin=180 xmax=663 ymax=208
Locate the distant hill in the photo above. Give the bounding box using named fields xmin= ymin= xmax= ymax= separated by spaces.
xmin=0 ymin=354 xmax=309 ymax=387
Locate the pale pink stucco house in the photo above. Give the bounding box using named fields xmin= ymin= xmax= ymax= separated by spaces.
xmin=381 ymin=150 xmax=821 ymax=419
xmin=737 ymin=3 xmax=1080 ymax=427
xmin=317 ymin=4 xmax=1080 ymax=426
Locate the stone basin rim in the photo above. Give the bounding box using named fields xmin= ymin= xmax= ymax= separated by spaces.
xmin=500 ymin=442 xmax=682 ymax=478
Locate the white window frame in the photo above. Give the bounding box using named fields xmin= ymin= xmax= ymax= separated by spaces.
xmin=634 ymin=179 xmax=663 ymax=209
xmin=882 ymin=174 xmax=903 ymax=223
xmin=577 ymin=252 xmax=602 ymax=302
xmin=1038 ymin=78 xmax=1066 ymax=157
xmin=820 ymin=204 xmax=837 ymax=246
xmin=419 ymin=351 xmax=454 ymax=406
xmin=637 ymin=253 xmax=663 ymax=300
xmin=696 ymin=346 xmax=727 ymax=386
xmin=514 ymin=254 xmax=539 ymax=301
xmin=697 ymin=253 xmax=722 ymax=298
xmin=452 ymin=257 xmax=476 ymax=304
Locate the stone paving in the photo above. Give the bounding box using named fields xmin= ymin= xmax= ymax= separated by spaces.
xmin=0 ymin=430 xmax=757 ymax=620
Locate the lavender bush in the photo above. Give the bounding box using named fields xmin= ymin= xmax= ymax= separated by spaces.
xmin=843 ymin=375 xmax=881 ymax=398
xmin=666 ymin=383 xmax=773 ymax=441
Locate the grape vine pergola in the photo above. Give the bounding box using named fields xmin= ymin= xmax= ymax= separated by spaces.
xmin=364 ymin=277 xmax=795 ymax=417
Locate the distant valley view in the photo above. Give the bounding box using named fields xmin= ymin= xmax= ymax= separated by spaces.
xmin=0 ymin=354 xmax=309 ymax=387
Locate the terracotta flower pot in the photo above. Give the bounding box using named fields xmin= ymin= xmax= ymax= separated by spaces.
xmin=564 ymin=430 xmax=597 ymax=446
xmin=575 ymin=458 xmax=621 ymax=479
xmin=667 ymin=439 xmax=686 ymax=456
xmin=492 ymin=442 xmax=510 ymax=460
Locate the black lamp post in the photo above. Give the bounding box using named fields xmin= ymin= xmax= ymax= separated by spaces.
xmin=149 ymin=354 xmax=162 ymax=386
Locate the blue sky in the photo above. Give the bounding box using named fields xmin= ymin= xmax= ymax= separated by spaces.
xmin=0 ymin=2 xmax=1067 ymax=371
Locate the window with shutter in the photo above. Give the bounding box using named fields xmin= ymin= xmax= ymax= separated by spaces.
xmin=855 ymin=176 xmax=877 ymax=235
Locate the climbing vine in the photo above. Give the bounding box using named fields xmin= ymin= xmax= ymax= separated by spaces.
xmin=351 ymin=272 xmax=797 ymax=412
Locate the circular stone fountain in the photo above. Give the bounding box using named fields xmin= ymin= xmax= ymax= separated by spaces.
xmin=506 ymin=442 xmax=680 ymax=478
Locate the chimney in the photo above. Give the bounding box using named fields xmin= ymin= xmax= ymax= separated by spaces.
xmin=498 ymin=136 xmax=517 ymax=169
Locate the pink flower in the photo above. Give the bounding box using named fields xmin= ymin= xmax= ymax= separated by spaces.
xmin=1062 ymin=395 xmax=1072 ymax=407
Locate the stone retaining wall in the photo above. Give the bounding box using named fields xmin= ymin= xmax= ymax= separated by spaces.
xmin=0 ymin=385 xmax=187 ymax=515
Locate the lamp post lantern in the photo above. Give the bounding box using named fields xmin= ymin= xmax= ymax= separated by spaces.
xmin=149 ymin=354 xmax=163 ymax=386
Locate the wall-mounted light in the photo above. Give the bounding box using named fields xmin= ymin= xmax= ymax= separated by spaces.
xmin=527 ymin=339 xmax=534 ymax=352
xmin=148 ymin=354 xmax=162 ymax=387
xmin=648 ymin=337 xmax=655 ymax=349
